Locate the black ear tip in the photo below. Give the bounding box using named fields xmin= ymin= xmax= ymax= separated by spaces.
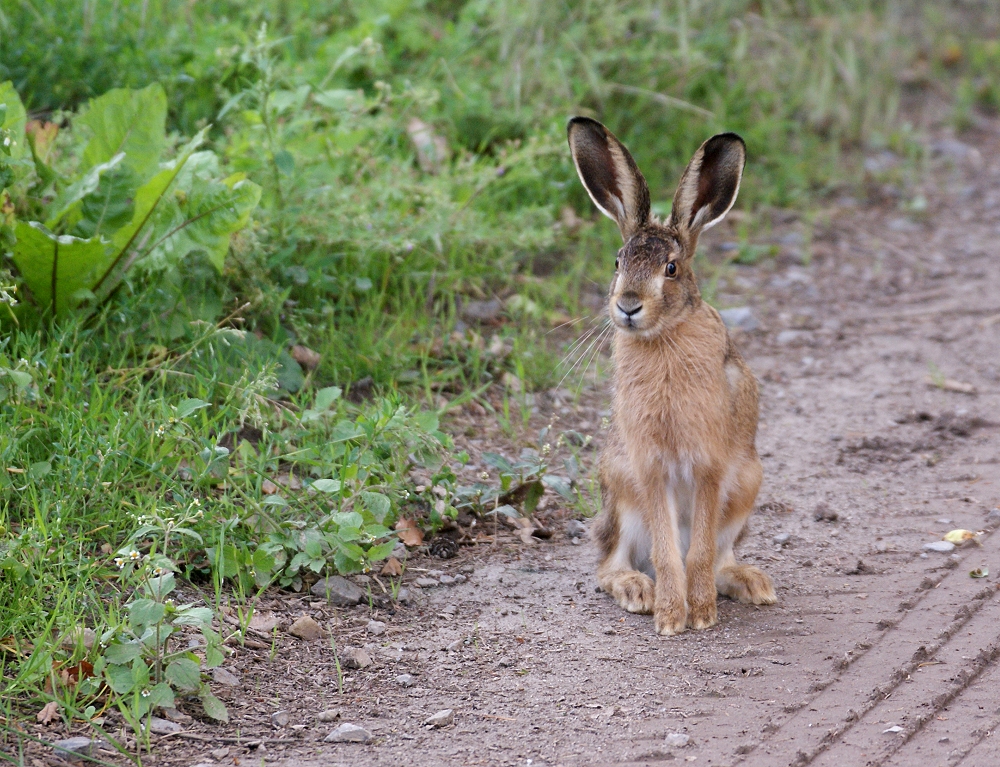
xmin=710 ymin=132 xmax=746 ymax=149
xmin=567 ymin=116 xmax=605 ymax=137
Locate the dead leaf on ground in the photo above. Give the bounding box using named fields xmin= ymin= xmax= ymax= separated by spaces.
xmin=248 ymin=612 xmax=280 ymax=634
xmin=45 ymin=661 xmax=96 ymax=694
xmin=395 ymin=518 xmax=424 ymax=547
xmin=381 ymin=556 xmax=403 ymax=576
xmin=970 ymin=566 xmax=989 ymax=578
xmin=406 ymin=118 xmax=450 ymax=174
xmin=276 ymin=473 xmax=302 ymax=490
xmin=943 ymin=529 xmax=980 ymax=545
xmin=290 ymin=345 xmax=321 ymax=370
xmin=925 ymin=376 xmax=977 ymax=395
xmin=509 ymin=516 xmax=551 ymax=545
xmin=36 ymin=701 xmax=60 ymax=725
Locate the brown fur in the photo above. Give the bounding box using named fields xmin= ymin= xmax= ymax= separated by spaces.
xmin=568 ymin=117 xmax=776 ymax=635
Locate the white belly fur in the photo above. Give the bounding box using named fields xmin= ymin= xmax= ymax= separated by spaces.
xmin=619 ymin=459 xmax=740 ymax=576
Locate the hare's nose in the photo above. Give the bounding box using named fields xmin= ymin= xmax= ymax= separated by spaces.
xmin=616 ymin=295 xmax=643 ymax=318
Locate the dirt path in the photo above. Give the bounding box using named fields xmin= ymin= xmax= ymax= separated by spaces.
xmin=248 ymin=132 xmax=998 ymax=766
xmin=19 ymin=129 xmax=1000 ymax=767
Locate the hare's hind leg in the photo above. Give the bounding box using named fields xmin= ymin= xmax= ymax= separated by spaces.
xmin=715 ymin=458 xmax=777 ymax=605
xmin=594 ymin=485 xmax=655 ymax=614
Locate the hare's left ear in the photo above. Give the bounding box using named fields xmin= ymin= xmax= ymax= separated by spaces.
xmin=670 ymin=133 xmax=745 ymax=237
xmin=567 ymin=117 xmax=650 ymax=241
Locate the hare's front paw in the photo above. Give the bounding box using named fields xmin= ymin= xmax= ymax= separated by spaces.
xmin=607 ymin=571 xmax=655 ymax=614
xmin=717 ymin=564 xmax=777 ymax=605
xmin=653 ymin=597 xmax=687 ymax=636
xmin=686 ymin=596 xmax=718 ymax=630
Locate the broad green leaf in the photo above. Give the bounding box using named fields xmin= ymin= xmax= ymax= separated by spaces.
xmin=334 ymin=547 xmax=363 ymax=574
xmin=175 ymin=398 xmax=210 ymax=419
xmin=173 ymin=606 xmax=213 ymax=627
xmin=252 ymin=547 xmax=276 ymax=576
xmin=126 ymin=151 xmax=252 ymax=273
xmin=104 ymin=662 xmax=136 ymax=694
xmin=12 ymin=222 xmax=111 ymax=314
xmin=45 ymin=152 xmax=126 ymax=229
xmin=205 ymin=644 xmax=224 ymax=669
xmin=360 ymin=492 xmax=391 ymax=523
xmin=542 ymin=474 xmax=574 ymax=499
xmin=128 ymin=598 xmax=166 ymax=627
xmin=146 ymin=572 xmax=176 ymax=600
xmin=0 ymin=81 xmax=28 ymax=161
xmin=78 ymin=84 xmax=166 ymax=182
xmin=315 ymin=386 xmax=342 ymax=411
xmin=333 ymin=511 xmax=363 ymax=529
xmin=164 ymin=657 xmax=201 ymax=693
xmin=147 ymin=682 xmax=175 ymax=710
xmin=365 ymin=540 xmax=397 ymax=562
xmin=200 ymin=688 xmax=229 ymax=722
xmin=104 ymin=642 xmax=142 ymax=665
xmin=311 ymin=478 xmax=342 ymax=494
xmin=482 ymin=452 xmax=514 ymax=473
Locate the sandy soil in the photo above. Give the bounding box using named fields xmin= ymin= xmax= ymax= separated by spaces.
xmin=13 ymin=125 xmax=1000 ymax=767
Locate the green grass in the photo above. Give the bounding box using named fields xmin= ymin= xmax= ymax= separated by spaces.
xmin=1 ymin=0 xmax=998 ymax=743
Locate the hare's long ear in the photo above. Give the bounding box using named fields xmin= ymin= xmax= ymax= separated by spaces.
xmin=670 ymin=133 xmax=745 ymax=239
xmin=567 ymin=117 xmax=650 ymax=241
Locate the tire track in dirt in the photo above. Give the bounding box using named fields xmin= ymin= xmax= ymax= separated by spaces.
xmin=736 ymin=531 xmax=1000 ymax=767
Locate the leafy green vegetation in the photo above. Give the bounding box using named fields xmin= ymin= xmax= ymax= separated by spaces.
xmin=0 ymin=0 xmax=996 ymax=743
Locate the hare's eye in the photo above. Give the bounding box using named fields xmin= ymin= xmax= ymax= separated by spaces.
xmin=666 ymin=261 xmax=677 ymax=277
xmin=615 ymin=258 xmax=620 ymax=271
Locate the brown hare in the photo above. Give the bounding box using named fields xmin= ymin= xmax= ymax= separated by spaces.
xmin=567 ymin=117 xmax=776 ymax=635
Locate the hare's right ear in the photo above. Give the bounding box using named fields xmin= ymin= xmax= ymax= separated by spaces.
xmin=669 ymin=133 xmax=746 ymax=238
xmin=567 ymin=117 xmax=650 ymax=241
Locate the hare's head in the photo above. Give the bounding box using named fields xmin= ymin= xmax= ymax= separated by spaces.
xmin=567 ymin=117 xmax=745 ymax=337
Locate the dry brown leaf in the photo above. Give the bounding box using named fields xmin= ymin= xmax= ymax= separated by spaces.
xmin=261 ymin=478 xmax=278 ymax=495
xmin=36 ymin=701 xmax=59 ymax=725
xmin=925 ymin=376 xmax=977 ymax=395
xmin=395 ymin=518 xmax=424 ymax=547
xmin=381 ymin=556 xmax=403 ymax=576
xmin=248 ymin=612 xmax=280 ymax=634
xmin=290 ymin=345 xmax=321 ymax=370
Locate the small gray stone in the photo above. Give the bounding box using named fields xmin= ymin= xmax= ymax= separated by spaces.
xmin=440 ymin=604 xmax=458 ymax=616
xmin=211 ymin=666 xmax=240 ymax=687
xmin=986 ymin=508 xmax=1000 ymax=528
xmin=773 ymin=533 xmax=791 ymax=546
xmin=341 ymin=646 xmax=372 ymax=669
xmin=391 ymin=543 xmax=408 ymax=560
xmin=453 ymin=573 xmax=467 ymax=583
xmin=719 ymin=307 xmax=759 ymax=331
xmin=438 ymin=575 xmax=457 ymax=585
xmin=445 ymin=638 xmax=464 ymax=652
xmin=396 ymin=587 xmax=412 ymax=604
xmin=366 ymin=620 xmax=387 ymax=636
xmin=415 ymin=577 xmax=439 ymax=588
xmin=776 ymin=329 xmax=811 ymax=346
xmin=665 ymin=732 xmax=690 ymax=748
xmin=311 ymin=576 xmax=365 ymax=606
xmin=565 ymin=519 xmax=586 ymax=539
xmin=54 ymin=738 xmax=106 ymax=759
xmin=923 ymin=541 xmax=955 ymax=553
xmin=271 ymin=710 xmax=290 ymax=727
xmin=146 ymin=716 xmax=182 ymax=735
xmin=461 ymin=299 xmax=503 ymax=323
xmin=211 ymin=747 xmax=231 ymax=760
xmin=935 ymin=518 xmax=953 ymax=525
xmin=396 ymin=673 xmax=416 ymax=688
xmin=324 ymin=723 xmax=372 ymax=743
xmin=317 ymin=709 xmax=341 ymax=722
xmin=425 ymin=709 xmax=454 ymax=728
